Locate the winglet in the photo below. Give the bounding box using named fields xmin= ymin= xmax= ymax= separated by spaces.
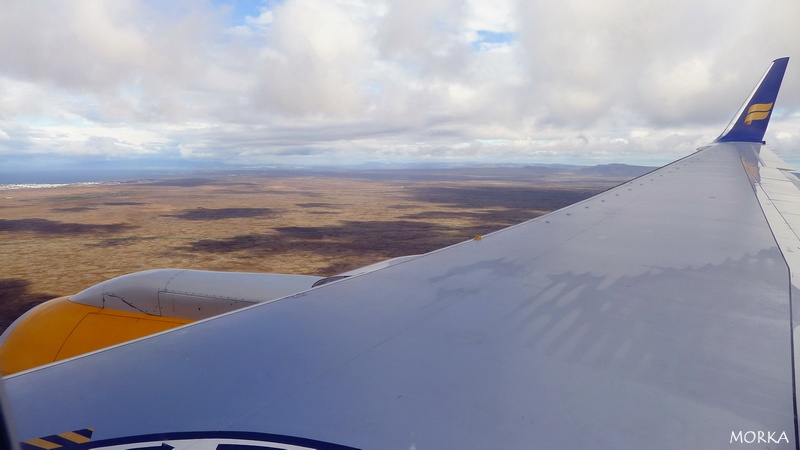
xmin=716 ymin=57 xmax=789 ymax=143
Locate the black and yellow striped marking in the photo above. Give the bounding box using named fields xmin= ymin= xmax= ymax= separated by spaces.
xmin=21 ymin=428 xmax=93 ymax=450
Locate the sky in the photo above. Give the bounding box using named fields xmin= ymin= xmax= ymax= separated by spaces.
xmin=1 ymin=0 xmax=799 ymax=172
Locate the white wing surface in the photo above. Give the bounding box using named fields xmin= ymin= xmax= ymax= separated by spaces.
xmin=3 ymin=58 xmax=796 ymax=449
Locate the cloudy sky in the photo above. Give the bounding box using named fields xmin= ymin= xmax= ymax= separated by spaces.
xmin=1 ymin=0 xmax=799 ymax=171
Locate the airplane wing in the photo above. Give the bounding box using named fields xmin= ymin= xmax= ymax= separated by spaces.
xmin=2 ymin=57 xmax=796 ymax=449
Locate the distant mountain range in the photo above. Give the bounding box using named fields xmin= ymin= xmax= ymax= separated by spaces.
xmin=0 ymin=162 xmax=657 ymax=186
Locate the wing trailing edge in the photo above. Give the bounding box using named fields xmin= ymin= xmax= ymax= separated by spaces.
xmin=717 ymin=57 xmax=789 ymax=143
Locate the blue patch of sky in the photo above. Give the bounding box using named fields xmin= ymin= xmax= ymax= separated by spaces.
xmin=471 ymin=30 xmax=517 ymax=51
xmin=213 ymin=0 xmax=283 ymax=25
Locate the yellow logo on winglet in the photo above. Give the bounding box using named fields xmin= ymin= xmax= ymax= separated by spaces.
xmin=744 ymin=103 xmax=773 ymax=125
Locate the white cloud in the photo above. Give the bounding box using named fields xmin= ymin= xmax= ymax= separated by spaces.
xmin=0 ymin=0 xmax=799 ymax=170
xmin=465 ymin=0 xmax=516 ymax=33
xmin=249 ymin=0 xmax=371 ymax=115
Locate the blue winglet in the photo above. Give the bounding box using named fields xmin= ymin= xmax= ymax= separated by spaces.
xmin=716 ymin=57 xmax=789 ymax=143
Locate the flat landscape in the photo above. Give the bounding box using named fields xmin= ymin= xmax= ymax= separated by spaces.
xmin=0 ymin=165 xmax=650 ymax=332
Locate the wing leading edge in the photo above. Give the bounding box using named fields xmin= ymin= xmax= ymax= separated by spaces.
xmin=3 ymin=58 xmax=797 ymax=449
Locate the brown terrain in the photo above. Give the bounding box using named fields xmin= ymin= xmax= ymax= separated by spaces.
xmin=0 ymin=166 xmax=650 ymax=333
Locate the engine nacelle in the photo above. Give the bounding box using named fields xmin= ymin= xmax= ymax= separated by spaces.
xmin=0 ymin=269 xmax=323 ymax=375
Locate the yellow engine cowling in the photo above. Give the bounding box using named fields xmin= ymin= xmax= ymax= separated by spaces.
xmin=0 ymin=269 xmax=325 ymax=376
xmin=0 ymin=296 xmax=190 ymax=375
